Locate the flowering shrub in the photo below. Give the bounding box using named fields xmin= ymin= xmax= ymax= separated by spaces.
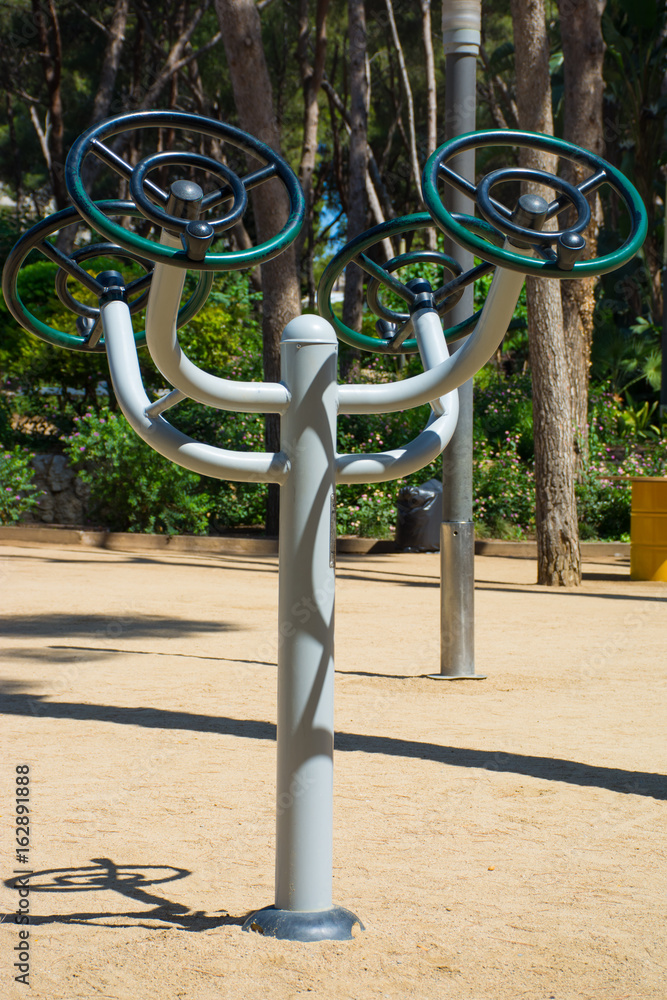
xmin=336 ymin=484 xmax=396 ymax=538
xmin=473 ymin=432 xmax=535 ymax=537
xmin=577 ymin=391 xmax=667 ymax=539
xmin=473 ymin=368 xmax=534 ymax=459
xmin=63 ymin=410 xmax=210 ymax=534
xmin=0 ymin=446 xmax=43 ymax=524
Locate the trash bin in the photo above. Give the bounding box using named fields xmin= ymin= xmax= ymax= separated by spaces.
xmin=395 ymin=478 xmax=442 ymax=551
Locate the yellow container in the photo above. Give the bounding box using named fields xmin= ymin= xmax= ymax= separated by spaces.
xmin=630 ymin=477 xmax=667 ymax=581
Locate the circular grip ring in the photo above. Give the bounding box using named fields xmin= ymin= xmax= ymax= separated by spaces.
xmin=317 ymin=213 xmax=499 ymax=354
xmin=2 ymin=201 xmax=212 ymax=352
xmin=422 ymin=129 xmax=648 ymax=278
xmin=65 ymin=110 xmax=305 ymax=271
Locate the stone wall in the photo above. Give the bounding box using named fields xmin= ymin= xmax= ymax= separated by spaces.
xmin=25 ymin=454 xmax=90 ymax=525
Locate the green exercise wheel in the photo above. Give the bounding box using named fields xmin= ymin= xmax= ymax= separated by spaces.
xmin=65 ymin=110 xmax=305 ymax=271
xmin=2 ymin=201 xmax=213 ymax=352
xmin=317 ymin=213 xmax=499 ymax=354
xmin=422 ymin=129 xmax=648 ymax=278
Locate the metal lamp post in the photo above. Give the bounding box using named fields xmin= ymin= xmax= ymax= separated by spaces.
xmin=437 ymin=0 xmax=482 ymax=679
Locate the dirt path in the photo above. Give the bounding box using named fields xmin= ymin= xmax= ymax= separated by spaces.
xmin=1 ymin=542 xmax=665 ymax=999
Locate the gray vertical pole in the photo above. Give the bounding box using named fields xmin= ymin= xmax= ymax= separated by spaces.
xmin=433 ymin=1 xmax=484 ymax=679
xmin=243 ymin=315 xmax=361 ymax=941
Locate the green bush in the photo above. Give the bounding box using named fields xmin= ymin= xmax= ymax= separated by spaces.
xmin=171 ymin=391 xmax=268 ymax=530
xmin=577 ymin=445 xmax=667 ymax=541
xmin=0 ymin=446 xmax=43 ymax=524
xmin=473 ymin=431 xmax=535 ymax=536
xmin=578 ymin=389 xmax=667 ymax=539
xmin=473 ymin=368 xmax=534 ymax=459
xmin=63 ymin=409 xmax=210 ymax=535
xmin=336 ymin=484 xmax=396 ymax=538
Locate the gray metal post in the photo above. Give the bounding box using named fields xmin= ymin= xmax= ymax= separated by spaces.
xmin=433 ymin=1 xmax=484 ymax=679
xmin=243 ymin=315 xmax=362 ymax=941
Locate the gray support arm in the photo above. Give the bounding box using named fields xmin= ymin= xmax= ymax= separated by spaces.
xmin=335 ymin=405 xmax=458 ymax=483
xmin=336 ymin=307 xmax=459 ymax=484
xmin=337 ymin=258 xmax=526 ymax=414
xmin=144 ymin=233 xmax=291 ymax=414
xmin=103 ymin=298 xmax=290 ymax=484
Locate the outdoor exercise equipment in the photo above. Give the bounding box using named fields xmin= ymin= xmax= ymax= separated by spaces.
xmin=64 ymin=110 xmax=304 ymax=271
xmin=2 ymin=111 xmax=647 ymax=942
xmin=2 ymin=201 xmax=213 ymax=352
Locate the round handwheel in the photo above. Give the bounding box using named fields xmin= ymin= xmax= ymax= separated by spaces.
xmin=422 ymin=129 xmax=648 ymax=278
xmin=317 ymin=213 xmax=500 ymax=354
xmin=2 ymin=201 xmax=213 ymax=352
xmin=65 ymin=110 xmax=305 ymax=271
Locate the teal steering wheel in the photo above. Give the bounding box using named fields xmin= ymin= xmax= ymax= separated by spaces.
xmin=2 ymin=201 xmax=212 ymax=352
xmin=65 ymin=110 xmax=305 ymax=272
xmin=422 ymin=129 xmax=648 ymax=278
xmin=317 ymin=213 xmax=501 ymax=354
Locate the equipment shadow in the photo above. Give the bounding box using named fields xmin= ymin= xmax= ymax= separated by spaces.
xmin=2 ymin=685 xmax=665 ymax=801
xmin=5 ymin=858 xmax=249 ymax=931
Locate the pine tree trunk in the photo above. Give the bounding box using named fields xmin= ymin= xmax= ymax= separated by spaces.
xmin=421 ymin=0 xmax=437 ymax=249
xmin=557 ymin=0 xmax=606 ymax=463
xmin=296 ymin=0 xmax=330 ymax=308
xmin=511 ymin=0 xmax=581 ymax=586
xmin=215 ymin=0 xmax=302 ymax=536
xmin=342 ymin=0 xmax=369 ymax=342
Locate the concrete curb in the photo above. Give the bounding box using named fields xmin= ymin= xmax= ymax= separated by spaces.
xmin=0 ymin=524 xmax=630 ymax=560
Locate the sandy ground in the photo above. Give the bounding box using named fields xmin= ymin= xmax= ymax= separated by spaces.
xmin=0 ymin=540 xmax=665 ymax=1000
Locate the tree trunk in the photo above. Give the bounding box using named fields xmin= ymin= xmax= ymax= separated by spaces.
xmin=297 ymin=0 xmax=331 ymax=308
xmin=32 ymin=0 xmax=67 ymax=209
xmin=322 ymin=75 xmax=393 ymax=257
xmin=385 ymin=0 xmax=421 ymax=201
xmin=342 ymin=0 xmax=369 ymax=343
xmin=511 ymin=0 xmax=581 ymax=586
xmin=90 ymin=0 xmax=130 ymax=122
xmin=215 ymin=0 xmax=302 ymax=536
xmin=557 ymin=0 xmax=606 ymax=462
xmin=420 ymin=0 xmax=437 ymax=248
xmin=78 ymin=0 xmax=130 ymax=194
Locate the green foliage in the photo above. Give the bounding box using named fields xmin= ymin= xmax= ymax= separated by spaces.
xmin=473 ymin=367 xmax=534 ymax=459
xmin=0 ymin=395 xmax=14 ymax=447
xmin=0 ymin=445 xmax=43 ymax=524
xmin=576 ymin=469 xmax=631 ymax=541
xmin=63 ymin=409 xmax=210 ymax=535
xmin=336 ymin=484 xmax=396 ymax=538
xmin=591 ymin=305 xmax=662 ymax=403
xmin=576 ymin=389 xmax=667 ymax=539
xmin=173 ymin=392 xmax=268 ymax=531
xmin=1 ymin=255 xmax=134 ymax=440
xmin=473 ymin=432 xmax=535 ymax=537
xmin=176 ymin=271 xmax=262 ymax=377
xmin=471 ymin=271 xmax=529 ymax=370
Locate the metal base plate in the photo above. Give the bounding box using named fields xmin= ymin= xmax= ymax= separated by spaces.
xmin=242 ymin=905 xmax=364 ymax=941
xmin=426 ymin=672 xmax=487 ymax=680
